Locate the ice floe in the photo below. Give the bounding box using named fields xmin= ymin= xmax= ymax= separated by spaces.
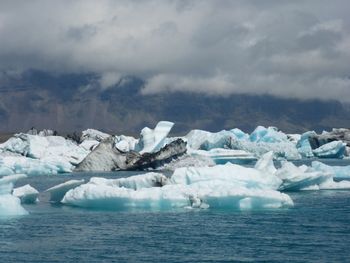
xmin=46 ymin=179 xmax=85 ymax=202
xmin=13 ymin=184 xmax=39 ymax=204
xmin=0 ymin=174 xmax=28 ymax=217
xmin=0 ymin=155 xmax=73 ymax=176
xmin=61 ymin=163 xmax=292 ymax=211
xmin=312 ymin=141 xmax=346 ymax=159
xmin=136 ymin=121 xmax=174 ymax=153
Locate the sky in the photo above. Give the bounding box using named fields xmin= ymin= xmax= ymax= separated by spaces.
xmin=0 ymin=0 xmax=350 ymax=101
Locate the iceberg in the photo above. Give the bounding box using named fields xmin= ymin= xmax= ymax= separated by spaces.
xmin=308 ymin=128 xmax=350 ymax=149
xmin=13 ymin=184 xmax=39 ymax=204
xmin=311 ymin=161 xmax=350 ymax=180
xmin=0 ymin=174 xmax=28 ymax=216
xmin=62 ymin=180 xmax=292 ymax=211
xmin=62 ymin=183 xmax=192 ymax=211
xmin=75 ymin=137 xmax=187 ymax=171
xmin=0 ymin=155 xmax=73 ymax=176
xmin=296 ymin=131 xmax=315 ymax=158
xmin=62 ymin=157 xmax=294 ymax=211
xmin=249 ymin=126 xmax=288 ymax=143
xmin=185 ymin=126 xmax=300 ymax=160
xmin=114 ymin=135 xmax=138 ymax=152
xmin=81 ymin=129 xmax=110 ymax=142
xmin=255 ymin=152 xmax=333 ymax=191
xmin=170 ymin=163 xmax=282 ymax=190
xmin=0 ymin=133 xmax=89 ymax=165
xmin=137 ymin=121 xmax=174 ymax=153
xmin=229 ymin=139 xmax=301 ymax=160
xmin=45 ymin=179 xmax=85 ymax=202
xmin=185 ymin=129 xmax=236 ymax=150
xmin=189 ymin=148 xmax=256 ymax=165
xmin=312 ymin=141 xmax=346 ymax=159
xmin=276 ymin=162 xmax=331 ymax=191
xmin=89 ymin=172 xmax=168 ymax=190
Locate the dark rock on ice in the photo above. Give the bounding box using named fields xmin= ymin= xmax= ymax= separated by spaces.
xmin=308 ymin=128 xmax=350 ymax=149
xmin=75 ymin=137 xmax=187 ymax=172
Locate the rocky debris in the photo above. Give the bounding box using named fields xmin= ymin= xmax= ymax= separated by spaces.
xmin=75 ymin=137 xmax=187 ymax=172
xmin=308 ymin=128 xmax=350 ymax=149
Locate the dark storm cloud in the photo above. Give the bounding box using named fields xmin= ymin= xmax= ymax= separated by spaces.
xmin=0 ymin=0 xmax=349 ymax=101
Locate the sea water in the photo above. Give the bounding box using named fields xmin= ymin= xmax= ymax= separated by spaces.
xmin=1 ymin=169 xmax=350 ymax=262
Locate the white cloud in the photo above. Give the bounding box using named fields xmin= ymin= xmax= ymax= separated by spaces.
xmin=0 ymin=0 xmax=350 ymax=101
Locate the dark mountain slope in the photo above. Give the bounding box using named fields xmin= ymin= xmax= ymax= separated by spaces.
xmin=0 ymin=70 xmax=349 ymax=134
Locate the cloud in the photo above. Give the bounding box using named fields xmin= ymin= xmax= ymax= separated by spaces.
xmin=0 ymin=0 xmax=350 ymax=101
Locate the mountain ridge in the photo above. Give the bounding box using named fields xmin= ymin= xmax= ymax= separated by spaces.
xmin=0 ymin=70 xmax=349 ymax=135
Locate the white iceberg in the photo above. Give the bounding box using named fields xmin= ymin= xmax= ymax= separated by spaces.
xmin=185 ymin=126 xmax=300 ymax=160
xmin=13 ymin=184 xmax=39 ymax=204
xmin=276 ymin=162 xmax=331 ymax=191
xmin=311 ymin=161 xmax=350 ymax=180
xmin=296 ymin=131 xmax=315 ymax=158
xmin=61 ymin=157 xmax=295 ymax=211
xmin=312 ymin=141 xmax=346 ymax=159
xmin=114 ymin=135 xmax=138 ymax=152
xmin=185 ymin=129 xmax=236 ymax=150
xmin=137 ymin=121 xmax=174 ymax=153
xmin=0 ymin=133 xmax=89 ymax=165
xmin=81 ymin=129 xmax=110 ymax=142
xmin=249 ymin=126 xmax=289 ymax=143
xmin=170 ymin=163 xmax=282 ymax=190
xmin=0 ymin=155 xmax=73 ymax=176
xmin=0 ymin=174 xmax=28 ymax=216
xmin=189 ymin=148 xmax=256 ymax=165
xmin=89 ymin=172 xmax=168 ymax=190
xmin=255 ymin=152 xmax=348 ymax=191
xmin=62 ymin=183 xmax=192 ymax=211
xmin=231 ymin=138 xmax=301 ymax=160
xmin=46 ymin=179 xmax=85 ymax=202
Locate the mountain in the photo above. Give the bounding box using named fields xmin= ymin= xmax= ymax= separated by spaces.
xmin=0 ymin=70 xmax=349 ymax=135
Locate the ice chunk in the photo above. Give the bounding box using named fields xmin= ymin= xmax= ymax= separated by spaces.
xmin=254 ymin=151 xmax=277 ymax=175
xmin=229 ymin=139 xmax=301 ymax=160
xmin=230 ymin=128 xmax=249 ymax=140
xmin=137 ymin=121 xmax=174 ymax=153
xmin=0 ymin=174 xmax=28 ymax=216
xmin=249 ymin=126 xmax=288 ymax=143
xmin=276 ymin=162 xmax=331 ymax=191
xmin=189 ymin=182 xmax=293 ymax=210
xmin=190 ymin=148 xmax=256 ymax=165
xmin=185 ymin=129 xmax=236 ymax=150
xmin=170 ymin=163 xmax=282 ymax=190
xmin=0 ymin=155 xmax=73 ymax=176
xmin=62 ymin=161 xmax=294 ymax=211
xmin=89 ymin=172 xmax=168 ymax=190
xmin=62 ymin=184 xmax=191 ymax=211
xmin=311 ymin=161 xmax=350 ymax=180
xmin=62 ymin=180 xmax=292 ymax=211
xmin=312 ymin=141 xmax=346 ymax=158
xmin=0 ymin=174 xmax=27 ymax=194
xmin=13 ymin=184 xmax=39 ymax=204
xmin=185 ymin=127 xmax=299 ymax=160
xmin=81 ymin=129 xmax=110 ymax=142
xmin=45 ymin=179 xmax=85 ymax=202
xmin=0 ymin=133 xmax=89 ymax=165
xmin=287 ymin=134 xmax=301 ymax=143
xmin=296 ymin=131 xmax=315 ymax=158
xmin=114 ymin=135 xmax=138 ymax=152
